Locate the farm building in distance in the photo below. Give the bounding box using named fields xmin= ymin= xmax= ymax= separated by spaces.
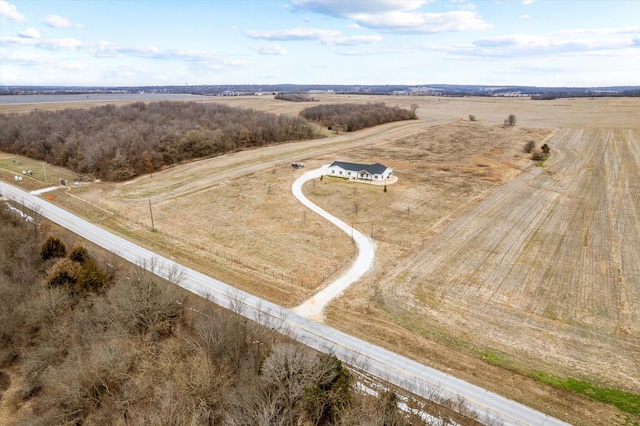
xmin=326 ymin=161 xmax=395 ymax=185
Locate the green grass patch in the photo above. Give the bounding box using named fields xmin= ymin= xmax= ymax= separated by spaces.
xmin=537 ymin=152 xmax=551 ymax=167
xmin=480 ymin=350 xmax=512 ymax=369
xmin=533 ymin=371 xmax=640 ymax=415
xmin=0 ymin=154 xmax=77 ymax=184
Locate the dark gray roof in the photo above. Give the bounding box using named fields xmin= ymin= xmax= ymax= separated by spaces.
xmin=329 ymin=161 xmax=389 ymax=175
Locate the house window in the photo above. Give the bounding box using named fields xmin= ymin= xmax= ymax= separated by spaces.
xmin=347 ymin=172 xmax=351 ymax=176
xmin=339 ymin=171 xmax=343 ymax=175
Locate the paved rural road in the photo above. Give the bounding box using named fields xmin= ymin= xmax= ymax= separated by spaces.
xmin=2 ymin=181 xmax=571 ymax=426
xmin=292 ymin=165 xmax=376 ymax=321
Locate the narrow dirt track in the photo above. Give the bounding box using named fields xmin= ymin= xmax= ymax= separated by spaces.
xmin=113 ymin=118 xmax=438 ymax=203
xmin=382 ymin=128 xmax=640 ymax=390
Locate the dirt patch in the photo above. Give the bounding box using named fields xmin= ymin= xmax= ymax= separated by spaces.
xmin=0 ymin=371 xmax=9 ymax=395
xmin=0 ymin=369 xmax=33 ymax=426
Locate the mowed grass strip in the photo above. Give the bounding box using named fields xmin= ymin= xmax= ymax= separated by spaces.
xmin=533 ymin=372 xmax=640 ymax=415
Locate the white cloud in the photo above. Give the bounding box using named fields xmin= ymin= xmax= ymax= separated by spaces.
xmin=556 ymin=26 xmax=640 ymax=36
xmin=292 ymin=0 xmax=430 ymax=16
xmin=452 ymin=2 xmax=477 ymax=12
xmin=0 ymin=0 xmax=26 ymax=22
xmin=520 ymin=14 xmax=531 ymax=19
xmin=291 ymin=0 xmax=489 ymax=33
xmin=19 ymin=27 xmax=41 ymax=39
xmin=1 ymin=35 xmax=239 ymax=65
xmin=90 ymin=42 xmax=223 ymax=62
xmin=44 ymin=14 xmax=83 ymax=28
xmin=337 ymin=48 xmax=377 ymax=56
xmin=41 ymin=37 xmax=85 ymax=50
xmin=251 ymin=44 xmax=288 ymax=55
xmin=60 ymin=63 xmax=86 ymax=70
xmin=0 ymin=51 xmax=52 ymax=65
xmin=0 ymin=36 xmax=84 ymax=49
xmin=245 ymin=27 xmax=341 ymax=41
xmin=335 ymin=46 xmax=396 ymax=56
xmin=493 ymin=0 xmax=534 ymax=4
xmin=245 ymin=26 xmax=382 ymax=47
xmin=351 ymin=10 xmax=491 ymax=33
xmin=322 ymin=35 xmax=383 ymax=46
xmin=418 ymin=31 xmax=639 ymax=58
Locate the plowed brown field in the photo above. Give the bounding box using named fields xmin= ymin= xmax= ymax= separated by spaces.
xmin=375 ymin=128 xmax=639 ymax=387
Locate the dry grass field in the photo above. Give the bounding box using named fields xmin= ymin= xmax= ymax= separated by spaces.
xmin=323 ymin=126 xmax=640 ymax=420
xmin=2 ymin=94 xmax=639 ymax=425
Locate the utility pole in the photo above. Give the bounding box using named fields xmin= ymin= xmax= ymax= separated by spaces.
xmin=41 ymin=162 xmax=48 ymax=185
xmin=148 ymin=197 xmax=155 ymax=231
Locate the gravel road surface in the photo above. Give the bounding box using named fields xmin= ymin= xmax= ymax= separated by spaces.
xmin=292 ymin=165 xmax=376 ymax=321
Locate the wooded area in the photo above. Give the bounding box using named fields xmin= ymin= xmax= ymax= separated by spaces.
xmin=0 ymin=202 xmax=485 ymax=426
xmin=0 ymin=101 xmax=321 ymax=181
xmin=300 ymin=102 xmax=417 ymax=132
xmin=274 ymin=94 xmax=317 ymax=102
xmin=0 ymin=101 xmax=418 ymax=181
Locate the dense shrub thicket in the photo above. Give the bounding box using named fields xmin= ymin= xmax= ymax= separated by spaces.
xmin=44 ymin=241 xmax=112 ymax=294
xmin=0 ymin=202 xmax=452 ymax=426
xmin=275 ymin=93 xmax=317 ymax=102
xmin=0 ymin=101 xmax=322 ymax=181
xmin=40 ymin=236 xmax=66 ymax=261
xmin=301 ymin=102 xmax=417 ymax=132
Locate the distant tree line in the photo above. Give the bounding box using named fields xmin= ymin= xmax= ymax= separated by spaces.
xmin=3 ymin=84 xmax=637 ymax=97
xmin=531 ymin=89 xmax=640 ymax=100
xmin=275 ymin=93 xmax=318 ymax=102
xmin=0 ymin=101 xmax=322 ymax=181
xmin=300 ymin=102 xmax=417 ymax=132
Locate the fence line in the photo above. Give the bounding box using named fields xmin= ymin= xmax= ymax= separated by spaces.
xmin=124 ymin=217 xmax=356 ymax=290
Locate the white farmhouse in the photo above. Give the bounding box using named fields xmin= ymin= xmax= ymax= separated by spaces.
xmin=326 ymin=161 xmax=393 ymax=182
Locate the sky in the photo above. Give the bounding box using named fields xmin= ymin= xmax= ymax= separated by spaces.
xmin=1 ymin=0 xmax=639 ymax=87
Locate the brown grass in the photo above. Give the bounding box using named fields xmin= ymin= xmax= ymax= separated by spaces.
xmin=323 ymin=128 xmax=640 ymax=425
xmin=2 ymin=95 xmax=639 ymax=425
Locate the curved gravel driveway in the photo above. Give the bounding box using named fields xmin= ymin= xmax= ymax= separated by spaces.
xmin=291 ymin=165 xmax=376 ymax=321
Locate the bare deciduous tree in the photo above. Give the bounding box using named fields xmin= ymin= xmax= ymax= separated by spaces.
xmin=108 ymin=272 xmax=182 ymax=337
xmin=301 ymin=102 xmax=417 ymax=132
xmin=504 ymin=114 xmax=517 ymax=126
xmin=524 ymin=140 xmax=536 ymax=153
